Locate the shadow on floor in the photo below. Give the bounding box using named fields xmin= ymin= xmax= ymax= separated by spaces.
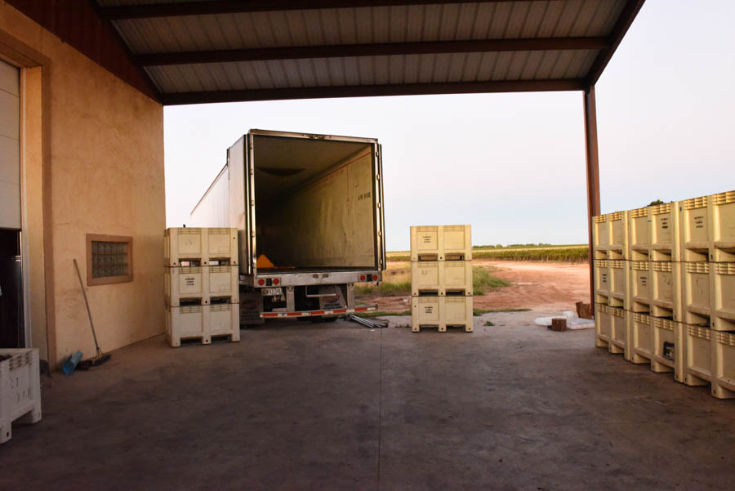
xmin=1 ymin=312 xmax=734 ymax=489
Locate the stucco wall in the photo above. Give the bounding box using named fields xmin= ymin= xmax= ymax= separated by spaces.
xmin=20 ymin=66 xmax=47 ymax=358
xmin=0 ymin=5 xmax=165 ymax=365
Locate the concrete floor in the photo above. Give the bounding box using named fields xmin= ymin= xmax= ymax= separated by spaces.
xmin=2 ymin=312 xmax=735 ymax=490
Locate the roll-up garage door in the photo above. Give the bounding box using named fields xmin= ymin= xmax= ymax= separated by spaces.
xmin=0 ymin=59 xmax=20 ymax=230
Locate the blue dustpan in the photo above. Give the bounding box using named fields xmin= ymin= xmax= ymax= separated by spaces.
xmin=62 ymin=351 xmax=83 ymax=376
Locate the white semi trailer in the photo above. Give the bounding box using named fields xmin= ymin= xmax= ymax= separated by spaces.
xmin=190 ymin=129 xmax=386 ymax=321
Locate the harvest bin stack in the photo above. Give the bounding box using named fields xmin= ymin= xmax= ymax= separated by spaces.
xmin=164 ymin=228 xmax=240 ymax=347
xmin=593 ymin=190 xmax=735 ymax=399
xmin=410 ymin=225 xmax=473 ymax=333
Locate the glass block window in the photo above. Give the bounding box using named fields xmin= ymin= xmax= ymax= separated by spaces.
xmin=86 ymin=234 xmax=133 ymax=285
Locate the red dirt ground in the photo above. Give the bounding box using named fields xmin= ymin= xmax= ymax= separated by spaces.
xmin=360 ymin=260 xmax=590 ymax=313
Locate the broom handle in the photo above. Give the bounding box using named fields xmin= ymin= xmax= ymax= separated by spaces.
xmin=73 ymin=259 xmax=101 ymax=355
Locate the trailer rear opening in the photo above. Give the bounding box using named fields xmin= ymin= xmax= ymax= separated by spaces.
xmin=253 ymin=134 xmax=378 ymax=272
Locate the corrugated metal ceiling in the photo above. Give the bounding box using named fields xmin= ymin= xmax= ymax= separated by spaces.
xmin=110 ymin=2 xmax=623 ymax=53
xmin=146 ymin=49 xmax=598 ymax=93
xmin=90 ymin=0 xmax=643 ymax=104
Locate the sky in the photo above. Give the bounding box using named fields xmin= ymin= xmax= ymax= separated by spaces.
xmin=164 ymin=0 xmax=735 ymax=251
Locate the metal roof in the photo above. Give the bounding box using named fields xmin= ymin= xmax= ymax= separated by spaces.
xmin=8 ymin=1 xmax=647 ymax=105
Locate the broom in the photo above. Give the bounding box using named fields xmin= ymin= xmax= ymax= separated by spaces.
xmin=73 ymin=259 xmax=111 ymax=368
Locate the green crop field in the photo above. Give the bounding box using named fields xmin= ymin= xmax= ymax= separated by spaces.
xmin=386 ymin=244 xmax=588 ymax=263
xmin=471 ymin=246 xmax=588 ymax=262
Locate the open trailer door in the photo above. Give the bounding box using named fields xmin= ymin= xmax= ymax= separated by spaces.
xmin=375 ymin=143 xmax=386 ymax=276
xmin=225 ymin=135 xmax=254 ymax=276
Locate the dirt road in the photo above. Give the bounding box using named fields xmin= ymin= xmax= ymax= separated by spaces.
xmin=474 ymin=260 xmax=589 ymax=311
xmin=361 ymin=260 xmax=590 ymax=313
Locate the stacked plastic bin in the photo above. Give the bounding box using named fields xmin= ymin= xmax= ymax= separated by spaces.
xmin=679 ymin=192 xmax=735 ymax=399
xmin=410 ymin=225 xmax=473 ymax=333
xmin=0 ymin=348 xmax=42 ymax=444
xmin=164 ymin=227 xmax=240 ymax=347
xmin=626 ymin=203 xmax=683 ymax=379
xmin=592 ymin=211 xmax=628 ymax=355
xmin=593 ymin=189 xmax=735 ymax=399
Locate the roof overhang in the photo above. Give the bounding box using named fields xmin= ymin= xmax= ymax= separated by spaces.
xmin=6 ymin=0 xmax=645 ymax=105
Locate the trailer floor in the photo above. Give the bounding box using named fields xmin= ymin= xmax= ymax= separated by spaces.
xmin=2 ymin=311 xmax=735 ymax=490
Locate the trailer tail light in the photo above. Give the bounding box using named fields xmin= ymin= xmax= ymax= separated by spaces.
xmin=273 ymin=278 xmax=280 ymax=285
xmin=360 ymin=275 xmax=366 ymax=281
xmin=258 ymin=279 xmax=265 ymax=286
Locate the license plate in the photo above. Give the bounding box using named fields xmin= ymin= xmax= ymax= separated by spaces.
xmin=262 ymin=287 xmax=283 ymax=297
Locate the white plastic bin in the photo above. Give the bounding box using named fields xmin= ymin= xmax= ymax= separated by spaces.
xmin=0 ymin=348 xmax=42 ymax=444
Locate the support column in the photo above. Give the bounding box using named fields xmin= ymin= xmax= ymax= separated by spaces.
xmin=584 ymin=85 xmax=601 ymax=313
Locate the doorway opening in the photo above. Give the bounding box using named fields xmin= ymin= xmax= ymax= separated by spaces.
xmin=0 ymin=228 xmax=23 ymax=348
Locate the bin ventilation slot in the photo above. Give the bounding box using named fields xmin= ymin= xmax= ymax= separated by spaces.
xmin=179 ymin=298 xmax=203 ymax=306
xmin=417 ymin=290 xmax=440 ymax=297
xmin=631 ymin=208 xmax=648 ymax=218
xmin=179 ymin=259 xmax=202 ymax=267
xmin=210 ymin=296 xmax=232 ymax=305
xmin=208 ymin=258 xmax=231 ymax=266
xmin=713 ymin=191 xmax=735 ymax=205
xmin=444 ymin=253 xmax=466 ymax=261
xmin=417 ymin=254 xmax=439 ymax=261
xmin=682 ymin=196 xmax=708 ymax=209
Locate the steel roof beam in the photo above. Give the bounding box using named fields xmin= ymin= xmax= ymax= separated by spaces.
xmin=137 ymin=37 xmax=608 ymax=67
xmin=160 ymin=79 xmax=585 ymax=105
xmin=101 ymin=1 xmax=522 ymax=19
xmin=586 ymin=0 xmax=646 ymax=87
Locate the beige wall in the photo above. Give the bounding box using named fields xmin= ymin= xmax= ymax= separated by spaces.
xmin=0 ymin=5 xmax=165 ymax=365
xmin=20 ymin=66 xmax=46 ymax=357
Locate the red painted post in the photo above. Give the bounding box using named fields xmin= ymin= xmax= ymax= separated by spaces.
xmin=584 ymin=86 xmax=601 ymax=314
